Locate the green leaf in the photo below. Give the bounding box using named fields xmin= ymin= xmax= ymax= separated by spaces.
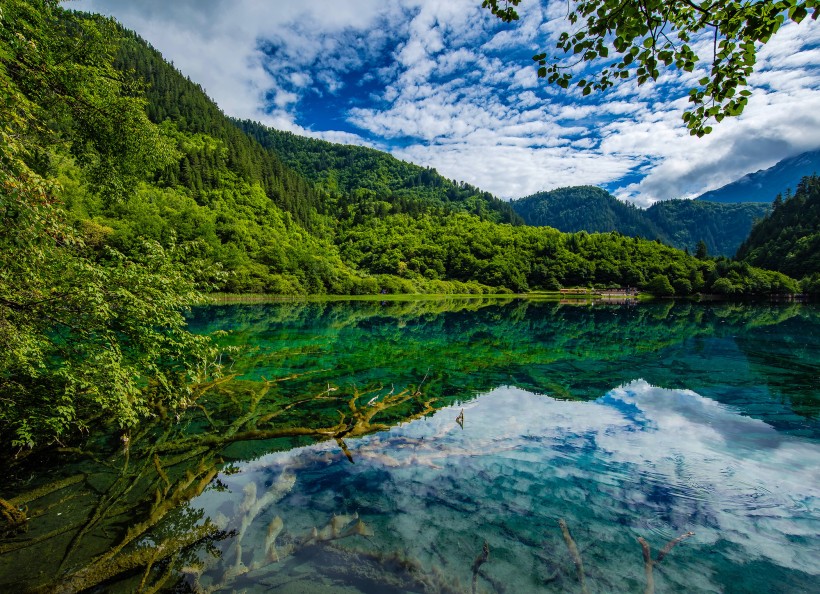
xmin=790 ymin=6 xmax=808 ymax=21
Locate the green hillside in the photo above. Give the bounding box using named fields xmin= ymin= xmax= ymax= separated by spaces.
xmin=736 ymin=175 xmax=820 ymax=290
xmin=511 ymin=186 xmax=769 ymax=256
xmin=235 ymin=120 xmax=523 ymax=225
xmin=105 ymin=27 xmax=795 ymax=296
xmin=645 ymin=199 xmax=770 ymax=256
xmin=511 ymin=186 xmax=662 ymax=237
xmin=114 ymin=30 xmax=321 ymax=227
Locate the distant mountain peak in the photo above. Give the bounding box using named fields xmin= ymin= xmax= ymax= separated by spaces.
xmin=696 ymin=149 xmax=820 ymax=203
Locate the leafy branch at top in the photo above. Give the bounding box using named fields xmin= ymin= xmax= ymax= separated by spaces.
xmin=484 ymin=0 xmax=818 ymax=136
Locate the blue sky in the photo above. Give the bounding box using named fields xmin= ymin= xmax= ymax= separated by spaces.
xmin=73 ymin=0 xmax=820 ymax=206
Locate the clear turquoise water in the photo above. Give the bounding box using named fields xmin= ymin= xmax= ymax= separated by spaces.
xmin=1 ymin=300 xmax=818 ymax=593
xmin=180 ymin=300 xmax=819 ymax=593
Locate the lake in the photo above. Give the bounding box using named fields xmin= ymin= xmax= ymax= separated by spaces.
xmin=1 ymin=299 xmax=818 ymax=593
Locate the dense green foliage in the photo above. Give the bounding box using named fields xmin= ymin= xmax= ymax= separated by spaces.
xmin=96 ymin=27 xmax=795 ymax=298
xmin=737 ymin=175 xmax=820 ymax=290
xmin=114 ymin=29 xmax=321 ymax=228
xmin=0 ymin=0 xmax=218 ymax=450
xmin=511 ymin=186 xmax=770 ymax=256
xmin=63 ymin=29 xmax=369 ymax=295
xmin=484 ymin=0 xmax=818 ymax=135
xmin=337 ymin=211 xmax=797 ymax=295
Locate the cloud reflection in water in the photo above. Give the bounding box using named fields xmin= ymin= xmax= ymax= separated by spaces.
xmin=191 ymin=380 xmax=820 ymax=592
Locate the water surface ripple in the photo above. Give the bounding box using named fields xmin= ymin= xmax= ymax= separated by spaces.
xmin=177 ymin=301 xmax=819 ymax=593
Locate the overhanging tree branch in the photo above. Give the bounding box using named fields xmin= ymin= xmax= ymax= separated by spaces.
xmin=484 ymin=0 xmax=818 ymax=135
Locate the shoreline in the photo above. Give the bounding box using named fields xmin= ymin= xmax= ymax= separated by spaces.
xmin=201 ymin=291 xmax=813 ymax=305
xmin=203 ymin=291 xmax=617 ymax=304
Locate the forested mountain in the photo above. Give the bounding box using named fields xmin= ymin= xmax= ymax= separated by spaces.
xmin=645 ymin=200 xmax=770 ymax=256
xmin=114 ymin=29 xmax=321 ymax=227
xmin=19 ymin=5 xmax=798 ymax=301
xmin=235 ymin=120 xmax=523 ymax=225
xmin=736 ymin=175 xmax=820 ymax=290
xmin=696 ymin=149 xmax=820 ymax=203
xmin=115 ymin=30 xmax=522 ymax=228
xmin=511 ymin=186 xmax=662 ymax=237
xmin=511 ymin=186 xmax=769 ymax=256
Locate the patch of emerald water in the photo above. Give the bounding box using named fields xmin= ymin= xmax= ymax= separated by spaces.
xmin=1 ymin=300 xmax=818 ymax=593
xmin=186 ymin=300 xmax=819 ymax=436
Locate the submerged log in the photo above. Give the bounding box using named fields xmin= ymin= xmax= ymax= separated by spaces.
xmin=336 ymin=438 xmax=355 ymax=463
xmin=264 ymin=515 xmax=284 ymax=563
xmin=635 ymin=530 xmax=694 ymax=594
xmin=657 ymin=531 xmax=694 ymax=563
xmin=0 ymin=498 xmax=27 ymax=535
xmin=471 ymin=540 xmax=490 ymax=594
xmin=558 ymin=519 xmax=588 ymax=594
xmin=32 ymin=523 xmax=218 ymax=594
xmin=638 ymin=536 xmax=654 ymax=594
xmin=8 ymin=473 xmax=85 ymax=508
xmin=2 ymin=376 xmax=441 ymax=594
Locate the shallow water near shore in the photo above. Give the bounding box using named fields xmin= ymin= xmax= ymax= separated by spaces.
xmin=1 ymin=300 xmax=818 ymax=593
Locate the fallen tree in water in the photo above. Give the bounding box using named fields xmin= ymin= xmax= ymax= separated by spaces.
xmin=0 ymin=374 xmax=440 ymax=593
xmin=2 ymin=370 xmax=699 ymax=594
